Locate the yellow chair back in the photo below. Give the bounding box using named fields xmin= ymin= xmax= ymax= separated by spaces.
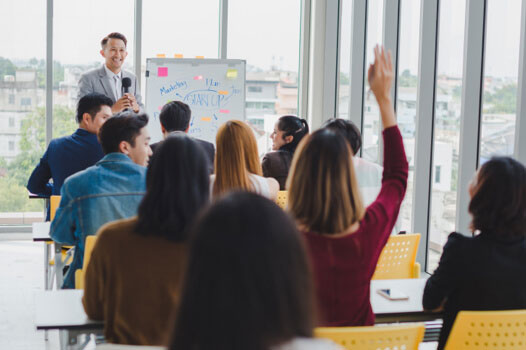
xmin=75 ymin=235 xmax=98 ymax=289
xmin=372 ymin=233 xmax=421 ymax=280
xmin=445 ymin=309 xmax=526 ymax=350
xmin=275 ymin=190 xmax=288 ymax=209
xmin=50 ymin=195 xmax=61 ymax=221
xmin=316 ymin=324 xmax=425 ymax=350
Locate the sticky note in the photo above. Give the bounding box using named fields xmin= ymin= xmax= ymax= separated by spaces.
xmin=158 ymin=106 xmax=163 ymax=111
xmin=227 ymin=69 xmax=238 ymax=79
xmin=174 ymin=54 xmax=183 ymax=58
xmin=219 ymin=109 xmax=230 ymax=114
xmin=156 ymin=54 xmax=166 ymax=58
xmin=196 ymin=56 xmax=204 ymax=59
xmin=201 ymin=117 xmax=212 ymax=122
xmin=194 ymin=75 xmax=203 ymax=80
xmin=158 ymin=67 xmax=168 ymax=77
xmin=218 ymin=90 xmax=229 ymax=95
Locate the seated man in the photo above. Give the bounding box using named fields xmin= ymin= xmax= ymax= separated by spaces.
xmin=150 ymin=101 xmax=215 ymax=173
xmin=51 ymin=112 xmax=152 ymax=288
xmin=27 ymin=93 xmax=113 ymax=198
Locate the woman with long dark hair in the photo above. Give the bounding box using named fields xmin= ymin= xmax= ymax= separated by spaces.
xmin=83 ymin=134 xmax=210 ymax=345
xmin=262 ymin=115 xmax=309 ymax=190
xmin=423 ymin=156 xmax=526 ymax=349
xmin=170 ymin=192 xmax=341 ymax=350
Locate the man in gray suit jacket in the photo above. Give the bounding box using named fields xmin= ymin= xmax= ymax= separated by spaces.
xmin=78 ymin=32 xmax=143 ymax=114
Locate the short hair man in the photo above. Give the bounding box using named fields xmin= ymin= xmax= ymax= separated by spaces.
xmin=51 ymin=112 xmax=152 ymax=288
xmin=150 ymin=101 xmax=215 ymax=173
xmin=27 ymin=93 xmax=113 ymax=199
xmin=77 ymin=32 xmax=143 ymax=114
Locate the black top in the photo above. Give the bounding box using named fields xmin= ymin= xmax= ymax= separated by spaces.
xmin=261 ymin=150 xmax=293 ymax=190
xmin=423 ymin=232 xmax=526 ymax=349
xmin=150 ymin=137 xmax=215 ymax=174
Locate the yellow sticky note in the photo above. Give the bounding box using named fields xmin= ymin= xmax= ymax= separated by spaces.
xmin=201 ymin=117 xmax=212 ymax=122
xmin=218 ymin=90 xmax=229 ymax=95
xmin=156 ymin=54 xmax=166 ymax=58
xmin=196 ymin=56 xmax=205 ymax=59
xmin=174 ymin=54 xmax=183 ymax=58
xmin=227 ymin=69 xmax=238 ymax=79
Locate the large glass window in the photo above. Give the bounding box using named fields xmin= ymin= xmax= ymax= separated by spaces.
xmin=479 ymin=0 xmax=522 ymax=163
xmin=338 ymin=0 xmax=353 ymax=119
xmin=428 ymin=0 xmax=466 ymax=272
xmin=0 ymin=0 xmax=46 ymax=223
xmin=396 ymin=0 xmax=421 ymax=232
xmin=228 ymin=0 xmax=301 ymax=154
xmin=362 ymin=0 xmax=383 ymax=162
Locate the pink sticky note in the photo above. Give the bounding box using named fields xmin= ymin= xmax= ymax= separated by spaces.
xmin=219 ymin=109 xmax=230 ymax=114
xmin=158 ymin=106 xmax=162 ymax=111
xmin=158 ymin=67 xmax=168 ymax=77
xmin=194 ymin=75 xmax=203 ymax=80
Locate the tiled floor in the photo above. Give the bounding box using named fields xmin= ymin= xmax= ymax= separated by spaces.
xmin=0 ymin=239 xmax=96 ymax=350
xmin=0 ymin=238 xmax=437 ymax=350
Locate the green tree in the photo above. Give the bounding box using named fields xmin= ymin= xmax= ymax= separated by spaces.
xmin=0 ymin=57 xmax=16 ymax=79
xmin=484 ymin=84 xmax=517 ymax=114
xmin=398 ymin=69 xmax=418 ymax=88
xmin=0 ymin=106 xmax=76 ymax=212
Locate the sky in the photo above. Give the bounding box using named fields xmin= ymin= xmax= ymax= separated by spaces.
xmin=0 ymin=0 xmax=522 ymax=78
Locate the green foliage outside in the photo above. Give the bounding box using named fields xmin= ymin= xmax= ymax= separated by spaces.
xmin=0 ymin=106 xmax=77 ymax=212
xmin=0 ymin=57 xmax=16 ymax=80
xmin=483 ymin=84 xmax=517 ymax=114
xmin=398 ymin=69 xmax=418 ymax=88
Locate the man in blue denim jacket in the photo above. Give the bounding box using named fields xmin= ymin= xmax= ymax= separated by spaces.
xmin=51 ymin=112 xmax=152 ymax=288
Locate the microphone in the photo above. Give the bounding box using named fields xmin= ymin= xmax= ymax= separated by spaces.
xmin=122 ymin=77 xmax=132 ymax=94
xmin=121 ymin=77 xmax=133 ymax=112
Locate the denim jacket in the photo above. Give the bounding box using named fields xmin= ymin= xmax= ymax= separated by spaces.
xmin=50 ymin=153 xmax=146 ymax=288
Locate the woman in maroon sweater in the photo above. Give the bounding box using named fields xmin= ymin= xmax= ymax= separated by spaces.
xmin=287 ymin=46 xmax=408 ymax=326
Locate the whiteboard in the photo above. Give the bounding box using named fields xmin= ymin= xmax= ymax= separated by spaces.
xmin=145 ymin=58 xmax=246 ymax=144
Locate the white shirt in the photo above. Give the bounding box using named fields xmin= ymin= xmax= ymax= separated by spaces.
xmin=104 ymin=65 xmax=123 ymax=100
xmin=210 ymin=173 xmax=271 ymax=199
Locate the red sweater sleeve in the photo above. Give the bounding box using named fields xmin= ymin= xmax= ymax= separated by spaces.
xmin=362 ymin=126 xmax=409 ymax=257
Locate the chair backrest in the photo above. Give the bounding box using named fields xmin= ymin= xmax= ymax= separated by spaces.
xmin=316 ymin=324 xmax=425 ymax=350
xmin=75 ymin=235 xmax=98 ymax=289
xmin=372 ymin=233 xmax=421 ymax=280
xmin=50 ymin=195 xmax=61 ymax=221
xmin=445 ymin=310 xmax=526 ymax=350
xmin=275 ymin=190 xmax=288 ymax=209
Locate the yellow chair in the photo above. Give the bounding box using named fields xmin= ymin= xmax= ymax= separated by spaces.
xmin=75 ymin=235 xmax=98 ymax=289
xmin=275 ymin=190 xmax=288 ymax=209
xmin=445 ymin=310 xmax=526 ymax=350
xmin=50 ymin=195 xmax=61 ymax=220
xmin=316 ymin=324 xmax=425 ymax=350
xmin=48 ymin=195 xmax=74 ymax=288
xmin=372 ymin=233 xmax=421 ymax=280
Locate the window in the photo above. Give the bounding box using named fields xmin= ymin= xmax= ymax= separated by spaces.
xmin=435 ymin=165 xmax=441 ymax=183
xmin=338 ymin=0 xmax=353 ymax=119
xmin=362 ymin=0 xmax=384 ymax=163
xmin=228 ymin=0 xmax=301 ymax=155
xmin=396 ymin=0 xmax=421 ymax=232
xmin=479 ymin=0 xmax=521 ymax=162
xmin=0 ymin=0 xmax=46 ymax=218
xmin=248 ymin=86 xmax=263 ymax=93
xmin=428 ymin=0 xmax=466 ymax=272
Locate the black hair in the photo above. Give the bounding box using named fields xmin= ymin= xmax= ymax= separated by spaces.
xmin=76 ymin=93 xmax=113 ymax=124
xmin=135 ymin=134 xmax=210 ymax=241
xmin=170 ymin=192 xmax=315 ymax=350
xmin=98 ymin=112 xmax=148 ymax=154
xmin=276 ymin=115 xmax=309 ymax=154
xmin=159 ymin=101 xmax=192 ymax=132
xmin=101 ymin=32 xmax=127 ymax=48
xmin=469 ymin=156 xmax=526 ymax=238
xmin=322 ymin=118 xmax=362 ymax=154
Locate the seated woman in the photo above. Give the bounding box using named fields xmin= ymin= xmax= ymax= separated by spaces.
xmin=212 ymin=120 xmax=279 ymax=200
xmin=169 ymin=192 xmax=341 ymax=350
xmin=423 ymin=156 xmax=526 ymax=350
xmin=287 ymin=46 xmax=408 ymax=326
xmin=262 ymin=116 xmax=309 ymax=189
xmin=83 ymin=134 xmax=210 ymax=345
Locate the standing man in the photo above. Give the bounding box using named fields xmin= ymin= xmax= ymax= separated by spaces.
xmin=78 ymin=32 xmax=143 ymax=114
xmin=27 ymin=93 xmax=113 ymax=198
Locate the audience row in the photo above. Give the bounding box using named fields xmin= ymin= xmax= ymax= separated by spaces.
xmin=27 ymin=46 xmax=526 ymax=349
